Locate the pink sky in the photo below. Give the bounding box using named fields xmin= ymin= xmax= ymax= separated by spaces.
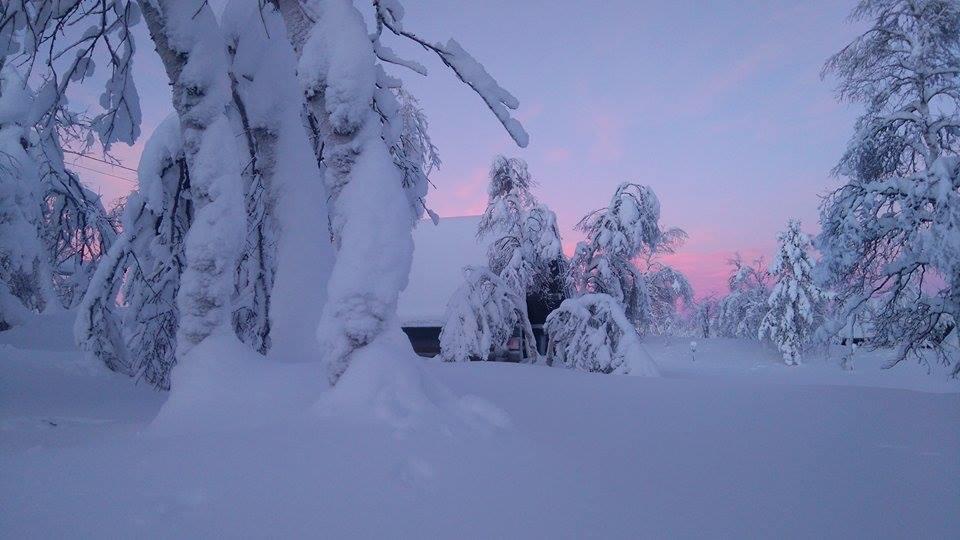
xmin=75 ymin=0 xmax=866 ymax=299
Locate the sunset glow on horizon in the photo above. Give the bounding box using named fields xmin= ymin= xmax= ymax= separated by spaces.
xmin=74 ymin=0 xmax=866 ymax=299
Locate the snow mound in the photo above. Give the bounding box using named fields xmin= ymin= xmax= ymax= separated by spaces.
xmin=316 ymin=325 xmax=510 ymax=436
xmin=148 ymin=334 xmax=324 ymax=436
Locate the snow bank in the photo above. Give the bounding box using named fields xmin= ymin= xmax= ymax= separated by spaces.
xmin=4 ymin=318 xmax=958 ymax=537
xmin=317 ymin=324 xmax=510 ymax=436
xmin=148 ymin=333 xmax=323 ymax=436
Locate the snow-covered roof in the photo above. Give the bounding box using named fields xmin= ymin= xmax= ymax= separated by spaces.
xmin=398 ymin=215 xmax=490 ymax=327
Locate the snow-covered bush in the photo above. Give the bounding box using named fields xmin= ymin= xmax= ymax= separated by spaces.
xmin=439 ymin=266 xmax=533 ymax=363
xmin=819 ymin=0 xmax=960 ymax=376
xmin=545 ymin=294 xmax=657 ymax=376
xmin=759 ymin=220 xmax=825 ymax=365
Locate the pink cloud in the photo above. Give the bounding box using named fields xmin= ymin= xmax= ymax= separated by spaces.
xmin=543 ymin=146 xmax=571 ymax=164
xmin=676 ymin=46 xmax=781 ymax=116
xmin=584 ymin=110 xmax=625 ymax=162
xmin=429 ymin=166 xmax=489 ymax=218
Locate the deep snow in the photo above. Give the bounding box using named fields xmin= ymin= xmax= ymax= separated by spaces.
xmin=2 ymin=313 xmax=958 ymax=538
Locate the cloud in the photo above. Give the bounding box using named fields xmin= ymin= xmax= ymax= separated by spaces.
xmin=676 ymin=46 xmax=781 ymax=117
xmin=584 ymin=109 xmax=625 ymax=162
xmin=428 ymin=166 xmax=489 ymax=218
xmin=543 ymin=147 xmax=571 ymax=164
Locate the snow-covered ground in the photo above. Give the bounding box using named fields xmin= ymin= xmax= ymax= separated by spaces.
xmin=2 ymin=313 xmax=958 ymax=538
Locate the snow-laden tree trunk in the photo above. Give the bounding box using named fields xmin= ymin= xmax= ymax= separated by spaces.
xmin=223 ymin=0 xmax=335 ymax=362
xmin=140 ymin=0 xmax=246 ymax=356
xmin=276 ymin=0 xmax=415 ymax=383
xmin=273 ymin=0 xmax=528 ymax=383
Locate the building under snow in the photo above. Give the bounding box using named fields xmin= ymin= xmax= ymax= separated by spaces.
xmin=397 ymin=215 xmax=564 ymax=358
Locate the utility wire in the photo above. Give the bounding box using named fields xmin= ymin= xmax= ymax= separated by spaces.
xmin=69 ymin=162 xmax=138 ymax=184
xmin=63 ymin=149 xmax=138 ymax=172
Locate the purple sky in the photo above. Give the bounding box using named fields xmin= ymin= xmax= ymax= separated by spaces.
xmin=74 ymin=0 xmax=866 ymax=298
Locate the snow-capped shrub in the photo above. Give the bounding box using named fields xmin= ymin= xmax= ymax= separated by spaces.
xmin=439 ymin=266 xmax=533 ymax=363
xmin=545 ymin=293 xmax=658 ymax=376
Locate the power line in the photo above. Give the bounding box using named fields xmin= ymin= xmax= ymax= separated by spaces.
xmin=63 ymin=149 xmax=138 ymax=172
xmin=69 ymin=162 xmax=137 ymax=184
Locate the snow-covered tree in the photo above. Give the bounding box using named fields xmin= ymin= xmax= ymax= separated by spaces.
xmin=0 ymin=67 xmax=53 ymax=321
xmin=569 ymin=182 xmax=688 ymax=335
xmin=523 ymin=202 xmax=566 ymax=299
xmin=479 ymin=156 xmax=537 ymax=295
xmin=819 ymin=0 xmax=960 ymax=376
xmin=545 ymin=293 xmax=657 ymax=376
xmin=470 ymin=156 xmax=564 ymax=360
xmin=76 ymin=116 xmax=189 ymax=387
xmin=270 ymin=0 xmax=529 ymax=384
xmin=439 ymin=266 xmax=533 ymax=363
xmin=715 ymin=254 xmax=772 ymax=339
xmin=15 ymin=0 xmax=527 ymax=391
xmin=759 ymin=220 xmax=825 ymax=365
xmin=692 ymin=294 xmax=720 ymax=338
xmin=0 ymin=41 xmax=122 ymax=323
xmin=640 ymin=260 xmax=693 ymax=335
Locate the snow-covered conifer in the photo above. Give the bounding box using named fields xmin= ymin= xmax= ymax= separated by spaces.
xmin=759 ymin=220 xmax=825 ymax=365
xmin=819 ymin=0 xmax=960 ymax=375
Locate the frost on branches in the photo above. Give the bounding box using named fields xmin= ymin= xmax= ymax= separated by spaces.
xmin=819 ymin=0 xmax=960 ymax=376
xmin=759 ymin=220 xmax=825 ymax=366
xmin=438 ymin=267 xmax=531 ymax=363
xmin=545 ymin=294 xmax=657 ymax=376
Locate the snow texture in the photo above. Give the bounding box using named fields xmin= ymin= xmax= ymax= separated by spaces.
xmin=4 ymin=312 xmax=957 ymax=538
